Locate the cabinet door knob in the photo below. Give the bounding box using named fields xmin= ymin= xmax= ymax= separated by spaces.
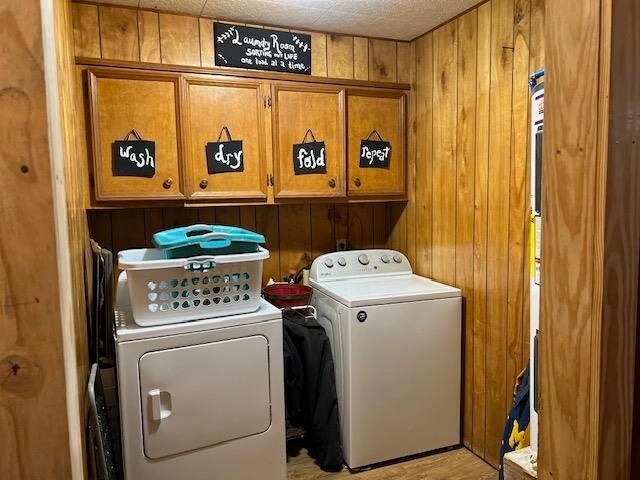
xmin=199 ymin=179 xmax=208 ymax=189
xmin=163 ymin=178 xmax=173 ymax=189
xmin=354 ymin=177 xmax=362 ymax=187
xmin=328 ymin=178 xmax=336 ymax=188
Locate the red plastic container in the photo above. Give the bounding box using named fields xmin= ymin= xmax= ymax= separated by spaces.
xmin=262 ymin=283 xmax=313 ymax=309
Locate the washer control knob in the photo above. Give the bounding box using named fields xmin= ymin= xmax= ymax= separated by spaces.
xmin=381 ymin=254 xmax=391 ymax=264
xmin=324 ymin=258 xmax=334 ymax=268
xmin=393 ymin=254 xmax=403 ymax=264
xmin=337 ymin=257 xmax=347 ymax=267
xmin=358 ymin=254 xmax=370 ymax=266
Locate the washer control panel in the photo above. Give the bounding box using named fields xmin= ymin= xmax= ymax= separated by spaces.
xmin=310 ymin=249 xmax=412 ymax=280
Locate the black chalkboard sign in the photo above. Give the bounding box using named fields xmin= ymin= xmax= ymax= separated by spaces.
xmin=206 ymin=127 xmax=244 ymax=174
xmin=293 ymin=130 xmax=327 ymax=175
xmin=112 ymin=130 xmax=155 ymax=177
xmin=214 ymin=22 xmax=311 ymax=74
xmin=359 ymin=130 xmax=391 ymax=169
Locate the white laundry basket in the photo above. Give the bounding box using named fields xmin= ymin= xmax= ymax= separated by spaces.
xmin=118 ymin=247 xmax=269 ymax=326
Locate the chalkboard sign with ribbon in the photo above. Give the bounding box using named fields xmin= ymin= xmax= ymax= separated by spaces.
xmin=293 ymin=129 xmax=327 ymax=175
xmin=206 ymin=126 xmax=244 ymax=174
xmin=214 ymin=22 xmax=311 ymax=74
xmin=359 ymin=130 xmax=391 ymax=169
xmin=112 ymin=129 xmax=156 ymax=177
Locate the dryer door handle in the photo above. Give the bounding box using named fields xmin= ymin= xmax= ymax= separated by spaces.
xmin=148 ymin=389 xmax=172 ymax=422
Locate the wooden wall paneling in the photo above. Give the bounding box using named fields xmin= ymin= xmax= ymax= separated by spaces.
xmin=353 ymin=37 xmax=369 ymax=81
xmin=239 ymin=206 xmax=257 ymax=231
xmin=56 ymin=5 xmax=92 ymax=472
xmin=71 ymin=3 xmax=100 ymax=58
xmin=386 ymin=203 xmax=408 ymax=254
xmin=143 ymin=208 xmax=164 ymax=246
xmin=334 ymin=204 xmax=349 ymax=247
xmin=278 ymin=204 xmax=312 ymax=276
xmin=596 ymin=0 xmax=640 ymax=474
xmin=348 ymin=204 xmax=374 ymax=249
xmin=198 ymin=206 xmax=216 ymax=224
xmin=634 ymin=285 xmax=640 ymax=479
xmin=98 ymin=6 xmax=139 ymax=61
xmin=311 ymin=33 xmax=328 ymax=77
xmin=455 ymin=8 xmax=478 ymax=449
xmin=138 ymin=10 xmax=161 ymax=63
xmin=199 ymin=18 xmax=215 ymax=68
xmin=111 ymin=209 xmax=146 ymax=253
xmin=256 ymin=206 xmax=281 ymax=283
xmin=431 ymin=20 xmax=457 ymax=287
xmin=402 ymin=41 xmax=417 ymax=264
xmin=88 ymin=210 xmax=114 ymax=249
xmin=529 ymin=0 xmax=545 ymax=72
xmin=414 ymin=33 xmax=433 ymax=277
xmin=369 ymin=39 xmax=398 ymax=82
xmin=75 ymin=67 xmax=92 ymax=209
xmin=540 ymin=0 xmax=610 ymax=477
xmin=396 ymin=42 xmax=412 ymax=84
xmin=505 ymin=0 xmax=531 ymax=414
xmin=484 ymin=0 xmax=515 ymax=467
xmin=327 ymin=34 xmax=354 ymax=79
xmin=158 ymin=13 xmax=200 ymax=66
xmin=373 ymin=204 xmax=388 ymax=248
xmin=0 ymin=1 xmax=85 ymax=476
xmin=310 ymin=204 xmax=336 ymax=258
xmin=216 ymin=207 xmax=241 ymax=226
xmin=162 ymin=206 xmax=199 ymax=228
xmin=471 ymin=1 xmax=492 ymax=458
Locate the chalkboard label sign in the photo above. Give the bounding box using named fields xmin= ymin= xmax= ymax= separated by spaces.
xmin=206 ymin=127 xmax=244 ymax=173
xmin=293 ymin=129 xmax=326 ymax=175
xmin=206 ymin=141 xmax=244 ymax=173
xmin=112 ymin=130 xmax=155 ymax=177
xmin=359 ymin=130 xmax=391 ymax=169
xmin=214 ymin=22 xmax=311 ymax=74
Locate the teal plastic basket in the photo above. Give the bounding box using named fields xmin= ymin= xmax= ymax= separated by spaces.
xmin=152 ymin=224 xmax=265 ymax=259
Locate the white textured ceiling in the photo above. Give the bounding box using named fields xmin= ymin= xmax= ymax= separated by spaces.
xmin=96 ymin=0 xmax=485 ymax=41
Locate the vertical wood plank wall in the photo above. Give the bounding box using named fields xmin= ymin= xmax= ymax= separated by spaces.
xmin=1 ymin=0 xmax=87 ymax=477
xmin=72 ymin=2 xmax=408 ymax=282
xmin=540 ymin=0 xmax=640 ymax=478
xmin=401 ymin=0 xmax=545 ymax=467
xmin=55 ymin=0 xmax=91 ymax=476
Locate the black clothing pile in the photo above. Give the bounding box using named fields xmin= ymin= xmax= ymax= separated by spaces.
xmin=282 ymin=310 xmax=343 ymax=471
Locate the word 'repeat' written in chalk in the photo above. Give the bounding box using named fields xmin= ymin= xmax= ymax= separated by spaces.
xmin=359 ymin=140 xmax=391 ymax=169
xmin=214 ymin=22 xmax=311 ymax=74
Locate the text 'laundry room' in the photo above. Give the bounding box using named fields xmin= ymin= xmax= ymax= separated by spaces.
xmin=3 ymin=1 xmax=640 ymax=480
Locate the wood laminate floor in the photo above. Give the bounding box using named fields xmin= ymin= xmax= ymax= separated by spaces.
xmin=287 ymin=447 xmax=497 ymax=479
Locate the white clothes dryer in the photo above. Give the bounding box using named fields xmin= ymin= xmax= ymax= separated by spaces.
xmin=310 ymin=249 xmax=462 ymax=470
xmin=114 ymin=273 xmax=286 ymax=480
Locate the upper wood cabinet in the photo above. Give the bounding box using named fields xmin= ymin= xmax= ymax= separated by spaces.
xmin=271 ymin=83 xmax=346 ymax=199
xmin=88 ymin=69 xmax=184 ymax=200
xmin=182 ymin=76 xmax=268 ymax=201
xmin=346 ymin=90 xmax=406 ymax=197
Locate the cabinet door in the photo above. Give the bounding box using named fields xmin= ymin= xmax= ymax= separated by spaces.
xmin=347 ymin=90 xmax=406 ymax=197
xmin=183 ymin=77 xmax=268 ymax=200
xmin=271 ymin=83 xmax=345 ymax=198
xmin=88 ymin=70 xmax=183 ymax=200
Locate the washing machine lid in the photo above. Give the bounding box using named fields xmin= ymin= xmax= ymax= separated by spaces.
xmin=115 ymin=273 xmax=281 ymax=341
xmin=311 ymin=274 xmax=461 ymax=307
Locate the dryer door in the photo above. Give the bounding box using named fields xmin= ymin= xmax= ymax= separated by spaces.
xmin=138 ymin=335 xmax=271 ymax=459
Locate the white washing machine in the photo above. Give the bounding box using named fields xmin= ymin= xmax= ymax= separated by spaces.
xmin=114 ymin=273 xmax=286 ymax=480
xmin=310 ymin=249 xmax=462 ymax=469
